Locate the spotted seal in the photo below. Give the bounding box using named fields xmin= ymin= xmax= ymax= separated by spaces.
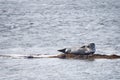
xmin=58 ymin=43 xmax=96 ymax=55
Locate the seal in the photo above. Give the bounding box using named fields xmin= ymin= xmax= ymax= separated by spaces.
xmin=57 ymin=43 xmax=96 ymax=55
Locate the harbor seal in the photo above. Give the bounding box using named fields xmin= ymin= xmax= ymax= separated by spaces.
xmin=57 ymin=43 xmax=96 ymax=55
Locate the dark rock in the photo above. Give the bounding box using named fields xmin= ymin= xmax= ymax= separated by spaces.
xmin=55 ymin=54 xmax=120 ymax=59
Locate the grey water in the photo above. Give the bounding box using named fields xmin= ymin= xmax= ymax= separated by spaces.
xmin=0 ymin=0 xmax=120 ymax=80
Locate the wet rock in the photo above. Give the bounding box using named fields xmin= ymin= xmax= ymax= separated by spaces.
xmin=55 ymin=54 xmax=120 ymax=59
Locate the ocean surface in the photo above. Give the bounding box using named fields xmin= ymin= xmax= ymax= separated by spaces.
xmin=0 ymin=0 xmax=120 ymax=80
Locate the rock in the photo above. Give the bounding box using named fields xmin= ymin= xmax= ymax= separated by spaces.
xmin=55 ymin=54 xmax=120 ymax=59
xmin=0 ymin=53 xmax=120 ymax=59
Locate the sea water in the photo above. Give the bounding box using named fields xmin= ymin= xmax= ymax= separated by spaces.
xmin=0 ymin=0 xmax=120 ymax=80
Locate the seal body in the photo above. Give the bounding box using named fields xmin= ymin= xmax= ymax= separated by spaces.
xmin=58 ymin=43 xmax=96 ymax=55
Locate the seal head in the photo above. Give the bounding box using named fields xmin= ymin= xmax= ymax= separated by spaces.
xmin=85 ymin=43 xmax=96 ymax=54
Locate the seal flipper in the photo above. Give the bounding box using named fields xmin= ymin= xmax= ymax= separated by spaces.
xmin=57 ymin=48 xmax=66 ymax=53
xmin=81 ymin=46 xmax=85 ymax=48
